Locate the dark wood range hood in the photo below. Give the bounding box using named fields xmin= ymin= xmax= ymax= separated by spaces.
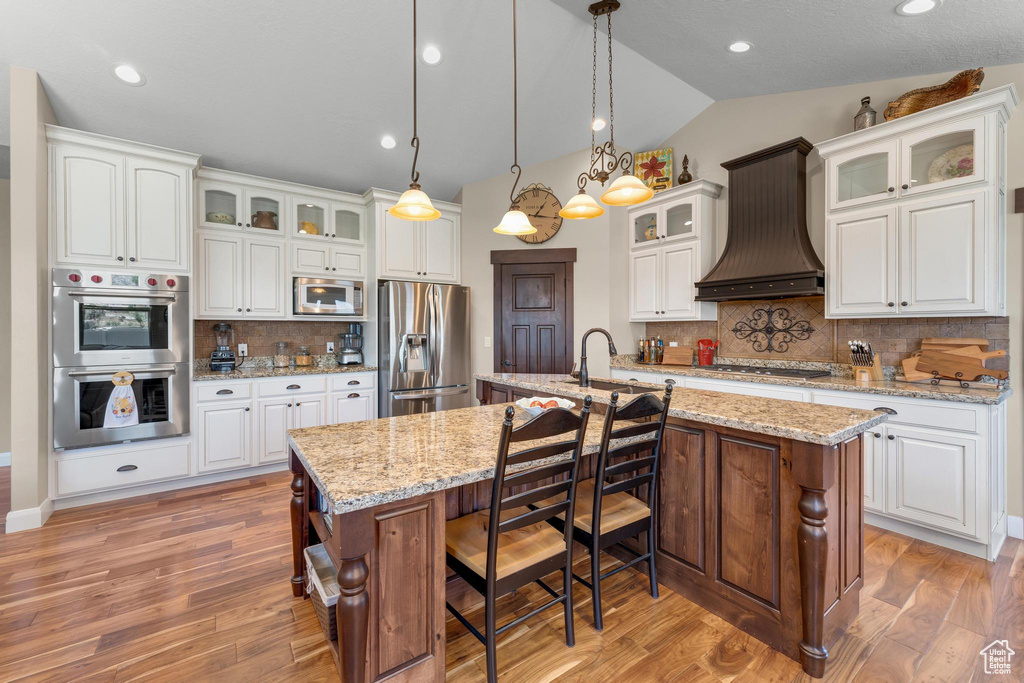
xmin=695 ymin=137 xmax=824 ymax=302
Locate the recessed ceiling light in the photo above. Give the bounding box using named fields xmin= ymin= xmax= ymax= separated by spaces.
xmin=421 ymin=45 xmax=443 ymax=65
xmin=728 ymin=41 xmax=752 ymax=53
xmin=380 ymin=135 xmax=397 ymax=149
xmin=592 ymin=118 xmax=606 ymax=132
xmin=896 ymin=0 xmax=942 ymax=15
xmin=112 ymin=64 xmax=145 ymax=86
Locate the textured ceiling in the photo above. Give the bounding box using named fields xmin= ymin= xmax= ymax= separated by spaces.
xmin=0 ymin=1 xmax=712 ymax=200
xmin=551 ymin=0 xmax=1024 ymax=100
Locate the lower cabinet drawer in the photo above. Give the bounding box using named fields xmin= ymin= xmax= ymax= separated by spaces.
xmin=195 ymin=381 xmax=252 ymax=402
xmin=330 ymin=373 xmax=376 ymax=391
xmin=811 ymin=391 xmax=979 ymax=433
xmin=258 ymin=376 xmax=328 ymax=397
xmin=56 ymin=441 xmax=191 ymax=497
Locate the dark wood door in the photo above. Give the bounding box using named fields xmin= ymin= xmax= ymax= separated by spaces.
xmin=492 ymin=250 xmax=575 ymax=374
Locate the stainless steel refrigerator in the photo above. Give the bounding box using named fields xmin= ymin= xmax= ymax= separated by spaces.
xmin=378 ymin=281 xmax=471 ymax=417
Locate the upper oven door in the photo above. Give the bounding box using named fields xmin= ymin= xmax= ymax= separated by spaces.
xmin=293 ymin=278 xmax=364 ymax=316
xmin=53 ymin=287 xmax=190 ymax=367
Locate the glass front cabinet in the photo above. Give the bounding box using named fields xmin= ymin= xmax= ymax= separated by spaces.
xmin=819 ymin=85 xmax=1017 ymax=318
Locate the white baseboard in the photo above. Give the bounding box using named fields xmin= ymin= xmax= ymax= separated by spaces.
xmin=1008 ymin=515 xmax=1023 ymax=540
xmin=0 ymin=452 xmax=10 ymax=467
xmin=52 ymin=462 xmax=289 ymax=511
xmin=5 ymin=497 xmax=54 ymax=533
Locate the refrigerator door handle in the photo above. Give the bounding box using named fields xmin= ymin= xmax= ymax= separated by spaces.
xmin=427 ymin=284 xmax=439 ymax=386
xmin=392 ymin=386 xmax=470 ymax=400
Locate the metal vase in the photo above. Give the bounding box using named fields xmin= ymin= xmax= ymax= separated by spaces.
xmin=853 ymin=96 xmax=877 ymax=131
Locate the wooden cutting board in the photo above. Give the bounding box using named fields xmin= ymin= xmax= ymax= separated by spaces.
xmin=901 ymin=355 xmax=932 ymax=381
xmin=915 ymin=350 xmax=1008 ymax=381
xmin=942 ymin=346 xmax=1006 ymax=363
xmin=661 ymin=346 xmax=694 ymax=366
xmin=920 ymin=337 xmax=989 ymax=351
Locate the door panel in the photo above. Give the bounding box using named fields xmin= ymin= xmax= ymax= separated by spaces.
xmin=54 ymin=146 xmax=125 ymax=267
xmin=658 ymin=424 xmax=706 ymax=572
xmin=380 ymin=213 xmax=421 ymax=279
xmin=197 ymin=402 xmax=250 ymax=472
xmin=900 ymin=116 xmax=985 ymax=198
xmin=498 ymin=262 xmax=568 ymax=374
xmin=332 ymin=393 xmax=374 ymax=424
xmin=422 ymin=215 xmax=458 ymax=282
xmin=291 ymin=243 xmax=330 ymax=274
xmin=898 ymin=191 xmax=986 ymax=313
xmin=331 ymin=248 xmax=366 ymax=278
xmin=662 ymin=244 xmax=697 ymax=318
xmin=293 ymin=396 xmax=327 ymax=429
xmin=127 ymin=159 xmax=189 ymax=271
xmin=245 ymin=239 xmax=286 ymax=317
xmin=827 ymin=140 xmax=898 ymax=211
xmin=257 ymin=398 xmax=291 ymax=464
xmin=431 ymin=284 xmax=471 ymax=388
xmin=862 ymin=428 xmax=885 ymax=512
xmin=827 ymin=207 xmax=898 ymax=316
xmin=630 ymin=250 xmax=660 ymax=320
xmin=197 ymin=233 xmax=243 ymax=317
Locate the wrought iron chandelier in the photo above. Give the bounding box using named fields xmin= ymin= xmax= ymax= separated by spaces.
xmin=389 ymin=0 xmax=441 ymax=222
xmin=560 ymin=0 xmax=653 ymax=220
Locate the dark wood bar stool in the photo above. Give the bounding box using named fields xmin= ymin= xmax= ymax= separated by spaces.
xmin=445 ymin=397 xmax=593 ymax=683
xmin=546 ymin=385 xmax=673 ymax=630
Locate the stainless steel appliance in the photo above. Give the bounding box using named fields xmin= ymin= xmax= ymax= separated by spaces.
xmin=210 ymin=322 xmax=240 ymax=372
xmin=293 ymin=277 xmax=364 ymax=316
xmin=336 ymin=323 xmax=364 ymax=366
xmin=52 ymin=268 xmax=191 ymax=449
xmin=52 ymin=269 xmax=189 ymax=367
xmin=379 ymin=281 xmax=470 ymax=416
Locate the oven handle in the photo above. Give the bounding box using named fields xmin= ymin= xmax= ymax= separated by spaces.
xmin=67 ymin=366 xmax=179 ymax=378
xmin=66 ymin=290 xmax=177 ymax=300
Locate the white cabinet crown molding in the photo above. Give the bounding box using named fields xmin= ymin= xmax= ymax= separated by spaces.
xmin=363 ymin=187 xmax=463 ymax=214
xmin=816 ymin=84 xmax=1018 ymax=157
xmin=45 ymin=124 xmax=201 ymax=168
xmin=634 ymin=178 xmax=724 ymax=207
xmin=197 ymin=166 xmax=365 ymax=205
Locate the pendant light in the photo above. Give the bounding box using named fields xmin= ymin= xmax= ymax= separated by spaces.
xmin=560 ymin=0 xmax=652 ymax=220
xmin=493 ymin=0 xmax=537 ymax=236
xmin=389 ymin=0 xmax=441 ymax=222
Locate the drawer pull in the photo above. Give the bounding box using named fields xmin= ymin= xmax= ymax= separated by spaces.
xmin=874 ymin=407 xmax=897 ymax=415
xmin=665 ymin=379 xmax=676 ymax=385
xmin=286 ymin=384 xmax=301 ymax=390
xmin=116 ymin=465 xmax=138 ymax=473
xmin=888 ymin=434 xmax=896 ymax=440
xmin=347 ymin=380 xmax=360 ymax=385
xmin=348 ymin=392 xmax=360 ymax=398
xmin=216 ymin=389 xmax=234 ymax=395
xmin=873 ymin=432 xmax=881 ymax=438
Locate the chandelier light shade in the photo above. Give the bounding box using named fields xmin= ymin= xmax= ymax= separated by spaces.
xmin=389 ymin=0 xmax=440 ymax=222
xmin=493 ymin=208 xmax=537 ymax=235
xmin=601 ymin=173 xmax=654 ymax=206
xmin=390 ymin=186 xmax=441 ymax=221
xmin=560 ymin=191 xmax=605 ymax=219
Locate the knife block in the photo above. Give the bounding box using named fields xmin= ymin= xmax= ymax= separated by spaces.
xmin=853 ymin=355 xmax=885 ymax=383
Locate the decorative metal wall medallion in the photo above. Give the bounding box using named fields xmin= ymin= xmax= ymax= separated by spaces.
xmin=731 ymin=304 xmax=815 ymax=353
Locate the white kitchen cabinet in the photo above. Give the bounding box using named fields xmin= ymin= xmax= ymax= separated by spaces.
xmin=819 ymin=85 xmax=1017 ymax=318
xmin=290 ymin=242 xmax=366 ymax=278
xmin=372 ymin=191 xmax=461 ymax=283
xmin=198 ymin=180 xmax=244 ymax=230
xmin=294 ymin=395 xmax=328 ymax=428
xmin=332 ymin=202 xmax=365 ymax=245
xmin=826 ymin=207 xmax=898 ymax=316
xmin=195 ymin=401 xmax=252 ymax=473
xmin=245 ymin=238 xmax=287 ymax=317
xmin=197 ymin=232 xmax=244 ymax=317
xmin=49 ymin=127 xmax=198 ymax=272
xmin=256 ymin=398 xmax=292 ymax=465
xmin=243 ymin=188 xmax=286 ymax=236
xmin=861 ymin=428 xmax=885 ymax=513
xmin=627 ymin=181 xmax=720 ymax=322
xmin=331 ymin=390 xmax=375 ymax=424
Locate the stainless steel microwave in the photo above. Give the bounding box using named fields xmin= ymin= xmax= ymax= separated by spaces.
xmin=293 ymin=277 xmax=364 ymax=316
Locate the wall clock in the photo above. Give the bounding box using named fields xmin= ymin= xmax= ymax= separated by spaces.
xmin=513 ymin=183 xmax=563 ymax=244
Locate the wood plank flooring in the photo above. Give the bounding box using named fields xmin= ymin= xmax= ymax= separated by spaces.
xmin=0 ymin=471 xmax=1020 ymax=681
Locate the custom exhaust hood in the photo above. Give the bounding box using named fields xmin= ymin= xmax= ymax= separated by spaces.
xmin=695 ymin=137 xmax=824 ymax=302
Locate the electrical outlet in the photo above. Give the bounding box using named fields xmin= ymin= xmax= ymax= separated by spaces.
xmin=669 ymin=341 xmax=678 ymax=347
xmin=327 ymin=341 xmax=335 ymax=353
xmin=484 ymin=336 xmax=491 ymax=348
xmin=238 ymin=343 xmax=248 ymax=357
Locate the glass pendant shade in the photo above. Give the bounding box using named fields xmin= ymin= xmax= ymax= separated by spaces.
xmin=493 ymin=208 xmax=537 ymax=235
xmin=600 ymin=173 xmax=654 ymax=206
xmin=559 ymin=192 xmax=605 ymax=220
xmin=389 ymin=186 xmax=441 ymax=221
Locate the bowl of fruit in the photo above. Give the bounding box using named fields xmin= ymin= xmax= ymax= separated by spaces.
xmin=515 ymin=396 xmax=575 ymax=417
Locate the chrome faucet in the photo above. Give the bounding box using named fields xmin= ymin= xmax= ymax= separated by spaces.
xmin=578 ymin=328 xmax=617 ymax=387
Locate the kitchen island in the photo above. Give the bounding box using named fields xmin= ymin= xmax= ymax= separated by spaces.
xmin=287 ymin=374 xmax=886 ymax=681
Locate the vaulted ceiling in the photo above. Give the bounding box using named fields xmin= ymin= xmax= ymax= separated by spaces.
xmin=2 ymin=1 xmax=1022 ymax=198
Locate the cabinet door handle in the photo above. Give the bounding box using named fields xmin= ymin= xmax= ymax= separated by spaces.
xmin=216 ymin=389 xmax=234 ymax=395
xmin=873 ymin=432 xmax=881 ymax=438
xmin=348 ymin=392 xmax=360 ymax=398
xmin=887 ymin=186 xmax=895 ymax=192
xmin=901 ymin=183 xmax=910 ymax=190
xmin=288 ymin=403 xmax=293 ymax=407
xmin=332 ymin=267 xmax=336 ymax=271
xmin=244 ymin=406 xmax=250 ymax=411
xmin=116 ymin=256 xmax=124 ymax=261
xmin=237 ymin=307 xmax=242 ymax=312
xmin=129 ymin=257 xmax=136 ymax=262
xmin=347 ymin=380 xmax=360 ymax=385
xmin=901 ymin=301 xmax=909 ymax=307
xmin=116 ymin=464 xmax=138 ymax=472
xmin=887 ymin=302 xmax=895 ymax=307
xmin=887 ymin=434 xmax=895 ymax=440
xmin=246 ymin=223 xmax=251 ymax=227
xmin=286 ymin=384 xmax=301 ymax=390
xmin=874 ymin=407 xmax=897 ymax=415
xmin=245 ymin=308 xmax=251 ymax=312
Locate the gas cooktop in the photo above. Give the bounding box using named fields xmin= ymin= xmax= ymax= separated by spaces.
xmin=700 ymin=364 xmax=831 ymax=380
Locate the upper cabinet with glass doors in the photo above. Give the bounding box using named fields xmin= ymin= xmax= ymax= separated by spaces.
xmin=629 ymin=179 xmax=721 ymax=250
xmin=819 ymin=84 xmax=1018 ymax=318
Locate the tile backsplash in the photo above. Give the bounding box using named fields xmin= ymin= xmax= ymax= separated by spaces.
xmin=194 ymin=320 xmax=359 ymax=360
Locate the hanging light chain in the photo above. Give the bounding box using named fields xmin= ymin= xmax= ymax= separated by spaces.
xmin=590 ymin=13 xmax=598 ymax=166
xmin=409 ymin=0 xmax=421 ymax=187
xmin=606 ymin=12 xmax=615 ymax=156
xmin=509 ymin=0 xmax=523 ymax=206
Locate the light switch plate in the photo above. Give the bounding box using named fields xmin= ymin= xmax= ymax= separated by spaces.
xmin=327 ymin=341 xmax=335 ymax=353
xmin=238 ymin=343 xmax=248 ymax=357
xmin=484 ymin=336 xmax=491 ymax=348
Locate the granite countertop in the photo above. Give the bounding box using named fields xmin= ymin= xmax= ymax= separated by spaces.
xmin=288 ymin=403 xmax=632 ymax=512
xmin=475 ymin=373 xmax=886 ymax=446
xmin=610 ymin=358 xmax=1010 ymax=405
xmin=193 ymin=364 xmax=377 ymax=382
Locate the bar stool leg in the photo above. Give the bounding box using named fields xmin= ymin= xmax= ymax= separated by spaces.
xmin=590 ymin=546 xmax=603 ymax=631
xmin=647 ymin=528 xmax=659 ymax=599
xmin=563 ymin=564 xmax=575 ymax=646
xmin=485 ymin=587 xmax=498 ymax=683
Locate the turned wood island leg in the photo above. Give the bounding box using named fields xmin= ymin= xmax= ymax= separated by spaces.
xmin=796 ymin=476 xmax=830 ymax=677
xmin=289 ymin=450 xmax=307 ymax=598
xmin=337 ymin=555 xmax=370 ymax=683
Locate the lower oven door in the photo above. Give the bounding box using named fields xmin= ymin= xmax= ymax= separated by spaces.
xmin=53 ymin=363 xmax=190 ymax=449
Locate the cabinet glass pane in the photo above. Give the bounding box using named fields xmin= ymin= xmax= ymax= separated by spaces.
xmin=296 ymin=203 xmax=325 ymax=236
xmin=837 ymin=152 xmax=889 ymax=202
xmin=204 ymin=189 xmax=238 ymax=225
xmin=247 ymin=195 xmax=280 ymax=231
xmin=334 ymin=209 xmax=361 ymax=241
xmin=665 ymin=203 xmax=693 ymax=238
xmin=910 ymin=130 xmax=975 ymax=188
xmin=633 ymin=212 xmax=658 ymax=245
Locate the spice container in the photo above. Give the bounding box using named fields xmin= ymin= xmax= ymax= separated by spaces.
xmin=274 ymin=341 xmax=290 ymax=368
xmin=295 ymin=345 xmax=312 ymax=367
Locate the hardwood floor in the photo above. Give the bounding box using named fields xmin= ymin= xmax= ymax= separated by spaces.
xmin=0 ymin=471 xmax=1020 ymax=682
xmin=1 ymin=465 xmax=10 ymax=534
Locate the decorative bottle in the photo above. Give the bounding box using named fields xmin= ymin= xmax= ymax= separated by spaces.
xmin=854 ymin=96 xmax=877 ymax=131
